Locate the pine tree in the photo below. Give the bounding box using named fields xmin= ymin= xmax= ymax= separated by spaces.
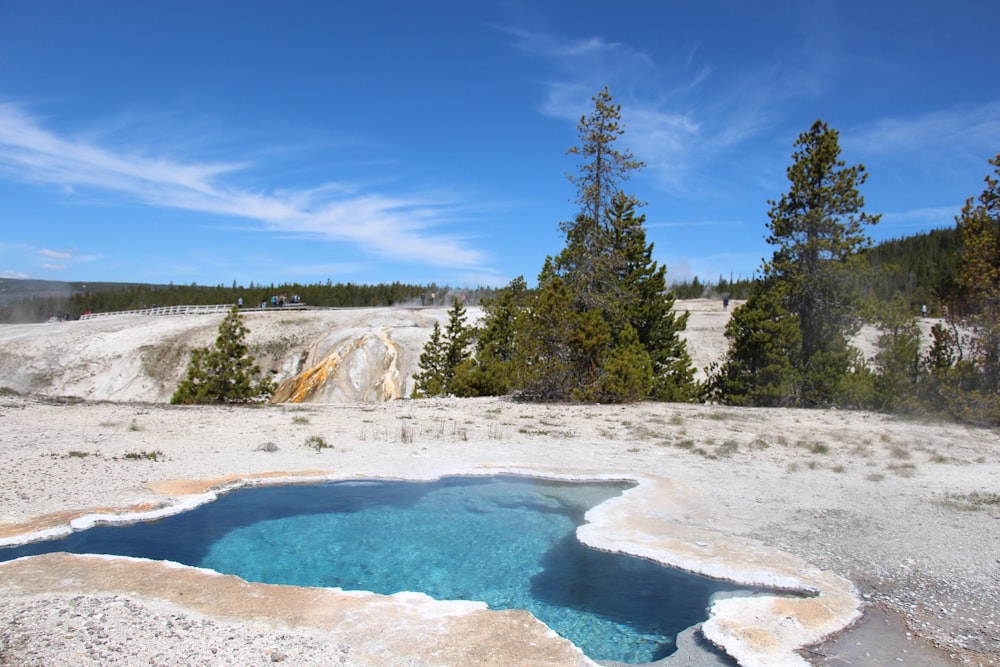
xmin=606 ymin=193 xmax=695 ymax=400
xmin=947 ymin=152 xmax=1000 ymax=423
xmin=871 ymin=297 xmax=921 ymax=412
xmin=171 ymin=306 xmax=275 ymax=404
xmin=583 ymin=323 xmax=653 ymax=403
xmin=412 ymin=323 xmax=447 ymax=397
xmin=765 ymin=120 xmax=878 ymax=367
xmin=511 ymin=272 xmax=580 ymax=401
xmin=450 ymin=277 xmax=528 ymax=397
xmin=708 ymin=282 xmax=802 ymax=406
xmin=559 ymin=86 xmax=646 ymax=312
xmin=412 ymin=298 xmax=475 ymax=398
xmin=442 ymin=297 xmax=474 ymax=386
xmin=713 ymin=120 xmax=879 ymax=407
xmin=551 ymin=88 xmax=694 ymax=402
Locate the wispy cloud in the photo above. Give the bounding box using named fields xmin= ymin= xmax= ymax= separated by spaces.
xmin=32 ymin=247 xmax=100 ymax=272
xmin=499 ymin=25 xmax=811 ymax=197
xmin=0 ymin=103 xmax=488 ymax=270
xmin=845 ymin=102 xmax=1000 ymax=160
xmin=880 ymin=205 xmax=962 ymax=229
xmin=38 ymin=248 xmax=73 ymax=260
xmin=1 ymin=269 xmax=31 ymax=279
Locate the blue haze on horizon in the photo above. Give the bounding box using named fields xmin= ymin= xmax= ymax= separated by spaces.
xmin=0 ymin=1 xmax=997 ymax=288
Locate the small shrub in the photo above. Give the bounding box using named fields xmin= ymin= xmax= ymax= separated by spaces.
xmin=675 ymin=439 xmax=695 ymax=450
xmin=256 ymin=442 xmax=279 ymax=452
xmin=291 ymin=416 xmax=310 ymax=425
xmin=128 ymin=420 xmax=142 ymax=432
xmin=888 ymin=462 xmax=917 ymax=477
xmin=866 ymin=472 xmax=885 ymax=482
xmin=718 ymin=440 xmax=739 ymax=457
xmin=67 ymin=450 xmax=90 ymax=458
xmin=305 ymin=435 xmax=332 ymax=452
xmin=849 ymin=443 xmax=871 ymax=457
xmin=890 ymin=445 xmax=911 ymax=460
xmin=832 ymin=464 xmax=846 ymax=473
xmin=123 ymin=450 xmax=164 ymax=461
xmin=810 ymin=443 xmax=830 ymax=455
xmin=941 ymin=491 xmax=1000 ymax=511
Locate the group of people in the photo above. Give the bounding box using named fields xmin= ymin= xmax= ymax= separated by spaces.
xmin=235 ymin=294 xmax=301 ymax=309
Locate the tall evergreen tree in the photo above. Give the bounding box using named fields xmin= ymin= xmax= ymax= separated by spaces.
xmin=708 ymin=281 xmax=803 ymax=406
xmin=606 ymin=193 xmax=696 ymax=400
xmin=450 ymin=277 xmax=528 ymax=397
xmin=511 ymin=272 xmax=580 ymax=400
xmin=558 ymin=86 xmax=646 ymax=312
xmin=712 ymin=120 xmax=879 ymax=407
xmin=947 ymin=152 xmax=1000 ymax=422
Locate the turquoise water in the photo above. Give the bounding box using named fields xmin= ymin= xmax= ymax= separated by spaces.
xmin=0 ymin=476 xmax=749 ymax=663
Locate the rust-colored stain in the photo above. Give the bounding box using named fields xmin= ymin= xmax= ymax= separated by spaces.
xmin=0 ymin=502 xmax=164 ymax=539
xmin=271 ymin=330 xmax=400 ymax=403
xmin=146 ymin=469 xmax=333 ymax=496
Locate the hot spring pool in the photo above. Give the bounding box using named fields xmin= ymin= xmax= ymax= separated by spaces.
xmin=1 ymin=475 xmax=753 ymax=664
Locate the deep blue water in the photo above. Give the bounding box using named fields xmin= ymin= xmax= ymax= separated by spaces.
xmin=0 ymin=476 xmax=752 ymax=663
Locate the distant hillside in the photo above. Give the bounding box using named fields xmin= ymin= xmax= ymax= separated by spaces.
xmin=0 ymin=278 xmax=488 ymax=323
xmin=0 ymin=278 xmax=151 ymax=305
xmin=667 ymin=227 xmax=961 ymax=311
xmin=861 ymin=227 xmax=961 ymax=311
xmin=0 ymin=226 xmax=960 ymax=322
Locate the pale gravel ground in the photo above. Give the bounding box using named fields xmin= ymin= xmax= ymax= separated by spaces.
xmin=0 ymin=302 xmax=997 ymax=665
xmin=2 ymin=594 xmax=356 ymax=666
xmin=0 ymin=395 xmax=998 ymax=665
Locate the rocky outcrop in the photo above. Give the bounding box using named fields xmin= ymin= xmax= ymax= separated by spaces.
xmin=271 ymin=328 xmax=403 ymax=402
xmin=0 ymin=307 xmax=454 ymax=403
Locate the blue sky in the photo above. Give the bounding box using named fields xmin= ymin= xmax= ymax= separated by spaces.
xmin=1 ymin=1 xmax=997 ymax=288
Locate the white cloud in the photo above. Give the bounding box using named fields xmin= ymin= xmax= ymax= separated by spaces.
xmin=0 ymin=104 xmax=488 ymax=270
xmin=845 ymin=102 xmax=1000 ymax=158
xmin=500 ymin=25 xmax=800 ymax=198
xmin=1 ymin=269 xmax=31 ymax=279
xmin=880 ymin=205 xmax=961 ymax=229
xmin=38 ymin=248 xmax=72 ymax=260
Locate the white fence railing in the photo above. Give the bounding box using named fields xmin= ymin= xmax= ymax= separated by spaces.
xmin=79 ymin=304 xmax=237 ymax=320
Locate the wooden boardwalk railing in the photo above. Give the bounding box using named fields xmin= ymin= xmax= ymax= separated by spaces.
xmin=78 ymin=303 xmax=311 ymax=320
xmin=80 ymin=304 xmax=237 ymax=320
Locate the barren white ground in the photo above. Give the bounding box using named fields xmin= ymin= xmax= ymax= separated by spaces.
xmin=0 ymin=301 xmax=997 ymax=665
